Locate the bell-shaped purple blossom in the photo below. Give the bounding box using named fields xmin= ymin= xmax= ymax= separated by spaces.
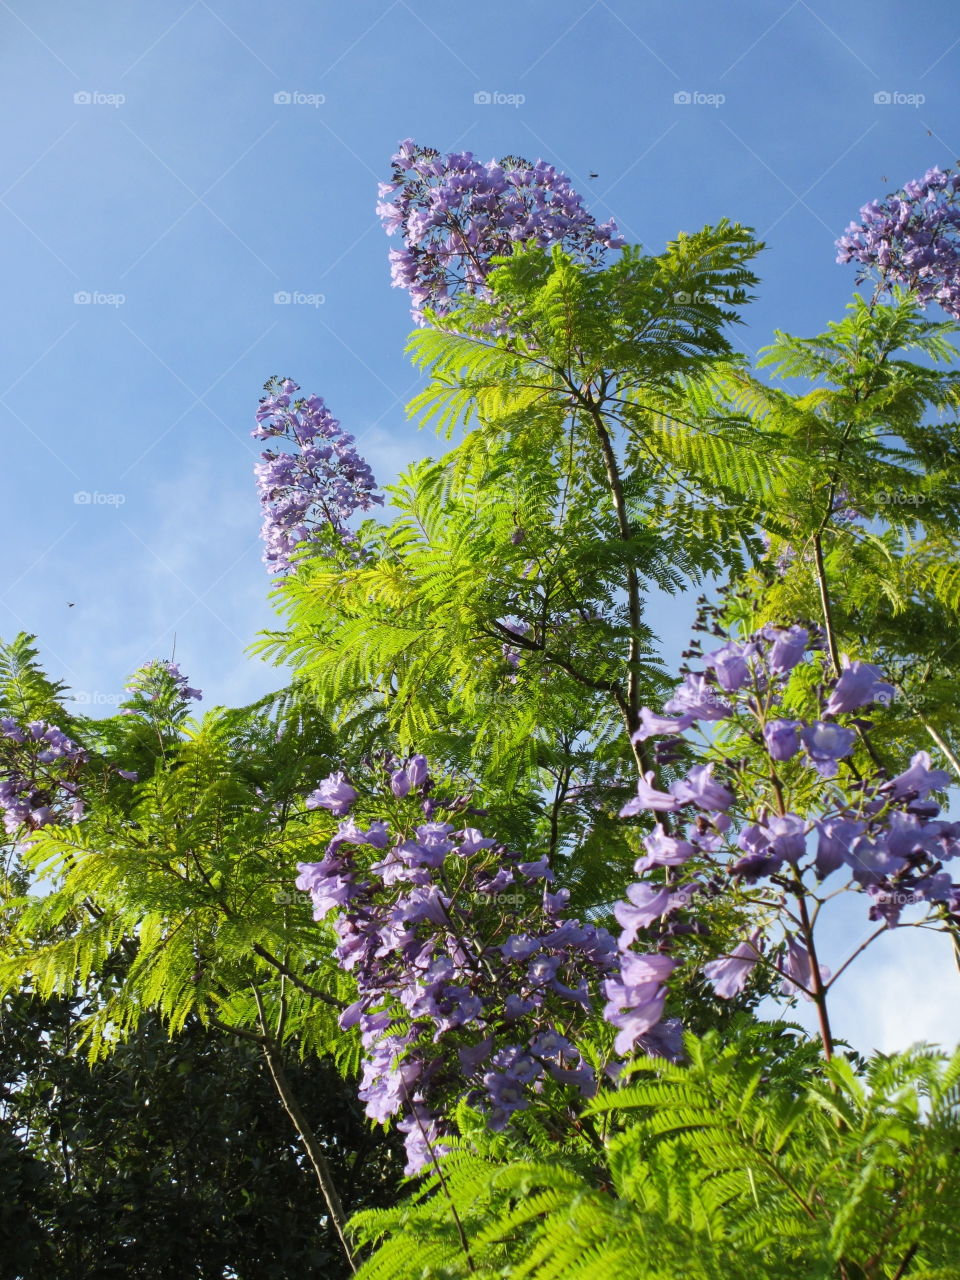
xmin=800 ymin=722 xmax=857 ymax=777
xmin=602 ymin=952 xmax=678 ymax=1055
xmin=883 ymin=751 xmax=952 ymax=801
xmin=763 ymin=719 xmax=803 ymax=762
xmin=702 ymin=929 xmax=763 ymax=998
xmin=305 ymin=770 xmax=358 ymax=817
xmin=397 ymin=1103 xmax=449 ymax=1175
xmin=729 ymin=823 xmax=782 ymax=880
xmin=846 ymin=835 xmax=908 ymax=887
xmin=765 ymin=625 xmax=810 ymax=674
xmin=517 ymin=855 xmax=554 ymax=882
xmin=663 ymin=673 xmax=731 ymax=722
xmin=669 ymin=763 xmax=734 ymax=812
xmin=634 ymin=824 xmax=695 ymax=873
xmin=824 ymin=657 xmax=896 ymax=715
xmin=614 ymin=883 xmax=690 ymax=948
xmin=405 ymin=755 xmax=429 ymax=788
xmin=759 ymin=813 xmax=807 ymax=864
xmin=779 ymin=937 xmax=830 ymax=1001
xmin=632 ymin=706 xmax=695 ymax=742
xmin=620 ymin=771 xmax=681 ymax=816
xmin=0 ymin=717 xmax=26 ymax=743
xmin=458 ymin=1035 xmax=494 ymax=1077
xmin=390 ymin=768 xmax=411 ymax=798
xmin=814 ymin=817 xmax=864 ymax=878
xmin=704 ymin=641 xmax=754 ymax=691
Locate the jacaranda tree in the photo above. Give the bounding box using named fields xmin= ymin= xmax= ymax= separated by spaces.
xmin=2 ymin=148 xmax=959 ymax=1279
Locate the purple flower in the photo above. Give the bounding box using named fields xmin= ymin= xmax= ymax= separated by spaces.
xmin=635 ymin=1017 xmax=684 ymax=1063
xmin=405 ymin=755 xmax=429 ymax=788
xmin=0 ymin=717 xmax=25 ymax=743
xmin=501 ymin=934 xmax=540 ymax=962
xmin=703 ymin=930 xmax=763 ymax=998
xmin=458 ymin=1035 xmax=494 ymax=1076
xmin=620 ymin=771 xmax=681 ymax=816
xmin=634 ymin=824 xmax=695 ymax=873
xmin=825 ymin=658 xmax=896 ymax=715
xmin=663 ymin=673 xmax=731 ymax=722
xmin=729 ymin=823 xmax=782 ymax=880
xmin=457 ymin=827 xmax=496 ymax=855
xmin=378 ymin=141 xmax=624 ymax=322
xmin=669 ymin=763 xmax=734 ymax=812
xmin=800 ymin=722 xmax=856 ymax=776
xmin=602 ymin=952 xmax=677 ymax=1055
xmin=614 ymin=882 xmax=690 ymax=947
xmin=763 ymin=719 xmax=803 ymax=762
xmin=759 ymin=813 xmax=807 ymax=863
xmin=814 ymin=817 xmax=864 ymax=878
xmin=837 ymin=167 xmax=960 ymax=320
xmin=543 ymin=886 xmax=570 ymax=915
xmin=517 ymin=855 xmax=554 ymax=882
xmin=397 ymin=1104 xmax=449 ymax=1175
xmin=883 ymin=751 xmax=951 ymax=801
xmin=305 ymin=771 xmax=358 ymax=817
xmin=779 ymin=937 xmax=829 ymax=1001
xmin=846 ymin=834 xmax=908 ymax=887
xmin=632 ymin=706 xmax=695 ymax=742
xmin=502 ymin=994 xmax=536 ymax=1019
xmin=252 ymin=380 xmax=383 ymax=574
xmin=766 ymin=625 xmax=809 ymax=674
xmin=705 ymin=641 xmax=753 ymax=691
xmin=483 ymin=1070 xmax=532 ymax=1131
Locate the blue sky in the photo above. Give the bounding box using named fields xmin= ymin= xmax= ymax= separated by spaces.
xmin=2 ymin=0 xmax=959 ymax=1051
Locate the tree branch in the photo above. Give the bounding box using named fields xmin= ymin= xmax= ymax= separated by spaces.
xmin=252 ymin=987 xmax=357 ymax=1273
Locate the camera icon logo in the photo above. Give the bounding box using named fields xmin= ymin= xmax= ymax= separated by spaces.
xmin=73 ymin=90 xmax=92 ymax=104
xmin=474 ymin=90 xmax=492 ymax=104
xmin=674 ymin=90 xmax=692 ymax=104
xmin=274 ymin=91 xmax=292 ymax=104
xmin=274 ymin=291 xmax=291 ymax=304
xmin=874 ymin=91 xmax=892 ymax=104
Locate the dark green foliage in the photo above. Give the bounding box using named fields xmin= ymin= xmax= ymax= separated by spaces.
xmin=0 ymin=988 xmax=403 ymax=1279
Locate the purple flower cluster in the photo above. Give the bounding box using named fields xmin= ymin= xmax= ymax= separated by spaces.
xmin=837 ymin=165 xmax=960 ymax=318
xmin=379 ymin=140 xmax=624 ymax=322
xmin=252 ymin=378 xmax=383 ymax=574
xmin=615 ymin=624 xmax=958 ymax=1006
xmin=124 ymin=660 xmax=202 ymax=705
xmin=0 ymin=716 xmax=87 ymax=833
xmin=294 ymin=757 xmax=623 ymax=1173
